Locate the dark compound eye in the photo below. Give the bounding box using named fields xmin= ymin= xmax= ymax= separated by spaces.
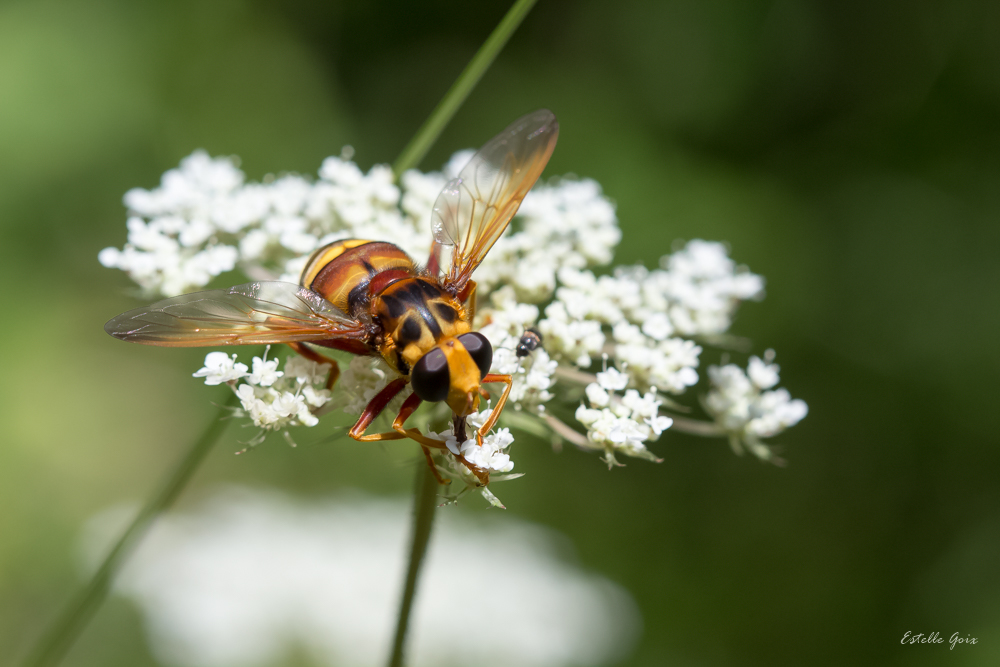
xmin=410 ymin=347 xmax=449 ymax=403
xmin=458 ymin=332 xmax=493 ymax=379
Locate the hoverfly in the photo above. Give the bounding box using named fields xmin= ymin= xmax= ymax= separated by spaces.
xmin=105 ymin=110 xmax=559 ymax=485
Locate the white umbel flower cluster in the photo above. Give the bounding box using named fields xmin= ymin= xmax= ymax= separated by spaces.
xmin=103 ymin=149 xmax=808 ymax=502
xmin=704 ymin=350 xmax=808 ymax=462
xmin=574 ymin=365 xmax=674 ymax=468
xmin=99 ymin=150 xmax=414 ymax=296
xmin=192 ymin=347 xmax=332 ymax=447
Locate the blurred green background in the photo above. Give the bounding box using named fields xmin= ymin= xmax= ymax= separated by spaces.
xmin=2 ymin=0 xmax=999 ymax=665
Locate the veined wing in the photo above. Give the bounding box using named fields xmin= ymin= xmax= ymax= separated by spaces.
xmin=105 ymin=282 xmax=367 ymax=347
xmin=429 ymin=109 xmax=558 ymax=291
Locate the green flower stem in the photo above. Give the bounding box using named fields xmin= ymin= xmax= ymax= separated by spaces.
xmin=387 ymin=464 xmax=440 ymax=667
xmin=21 ymin=391 xmax=238 ymax=667
xmin=666 ymin=414 xmax=726 ymax=437
xmin=391 ymin=0 xmax=540 ymax=178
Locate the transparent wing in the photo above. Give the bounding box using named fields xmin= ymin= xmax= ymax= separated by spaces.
xmin=430 ymin=109 xmax=559 ymax=291
xmin=105 ymin=282 xmax=367 ymax=347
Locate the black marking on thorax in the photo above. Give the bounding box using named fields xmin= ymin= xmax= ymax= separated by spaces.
xmin=399 ymin=317 xmax=423 ymax=344
xmin=433 ymin=302 xmax=458 ymax=323
xmin=382 ymin=279 xmax=448 ymax=343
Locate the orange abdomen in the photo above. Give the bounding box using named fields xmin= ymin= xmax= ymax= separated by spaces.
xmin=300 ymin=240 xmax=416 ymax=316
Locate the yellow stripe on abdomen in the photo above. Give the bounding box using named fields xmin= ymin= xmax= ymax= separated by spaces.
xmin=299 ymin=239 xmax=372 ymax=289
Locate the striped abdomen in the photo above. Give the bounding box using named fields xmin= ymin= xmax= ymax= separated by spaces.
xmin=300 ymin=240 xmax=415 ymax=318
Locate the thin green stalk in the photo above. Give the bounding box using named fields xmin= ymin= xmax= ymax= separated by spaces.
xmin=387 ymin=464 xmax=439 ymax=667
xmin=21 ymin=392 xmax=238 ymax=667
xmin=391 ymin=0 xmax=540 ymax=177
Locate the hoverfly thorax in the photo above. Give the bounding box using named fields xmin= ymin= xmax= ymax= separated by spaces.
xmin=372 ymin=277 xmax=469 ymax=366
xmin=372 ymin=276 xmax=493 ymax=416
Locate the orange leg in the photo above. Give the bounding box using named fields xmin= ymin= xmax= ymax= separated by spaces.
xmin=390 ymin=393 xmax=451 ymax=484
xmin=287 ymin=342 xmax=340 ymax=390
xmin=419 ymin=445 xmax=448 ymax=485
xmin=348 ymin=381 xmax=451 ymax=484
xmin=475 ymin=374 xmax=514 ymax=446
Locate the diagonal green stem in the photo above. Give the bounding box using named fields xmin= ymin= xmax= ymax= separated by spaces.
xmin=387 ymin=465 xmax=440 ymax=667
xmin=21 ymin=392 xmax=238 ymax=667
xmin=391 ymin=0 xmax=540 ymax=178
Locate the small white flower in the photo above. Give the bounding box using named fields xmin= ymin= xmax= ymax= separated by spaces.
xmin=331 ymin=357 xmax=395 ymax=416
xmin=284 ymin=356 xmax=331 ymax=386
xmin=466 ymin=408 xmax=493 ymax=433
xmin=236 ymin=384 xmax=278 ymax=427
xmin=444 ymin=436 xmax=462 ymax=456
xmin=705 ymin=355 xmax=807 ymax=460
xmin=193 ymin=352 xmax=248 ymax=385
xmin=646 ymin=415 xmax=673 ymax=436
xmin=596 ymin=367 xmax=629 ymax=391
xmin=620 ymin=389 xmax=660 ymax=421
xmin=301 ymin=384 xmax=331 ymax=408
xmin=248 ymin=348 xmax=283 ymax=387
xmin=585 ymin=383 xmax=610 ymax=408
xmin=460 ymin=428 xmax=515 ymax=473
xmin=641 ymin=312 xmax=673 ymax=341
xmin=747 ymin=353 xmax=780 ymax=389
xmin=97 ymin=247 xmax=121 ymax=268
xmin=575 ymin=404 xmax=603 ymax=427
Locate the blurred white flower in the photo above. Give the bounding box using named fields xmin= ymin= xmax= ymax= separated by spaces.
xmin=83 ymin=488 xmax=641 ymax=667
xmin=596 ymin=367 xmax=629 ymax=391
xmin=330 ymin=356 xmax=398 ymax=417
xmin=747 ymin=350 xmax=780 ymax=390
xmin=585 ymin=383 xmax=610 ymax=408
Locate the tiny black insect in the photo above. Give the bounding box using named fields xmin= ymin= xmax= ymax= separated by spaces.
xmin=515 ymin=328 xmax=543 ymax=358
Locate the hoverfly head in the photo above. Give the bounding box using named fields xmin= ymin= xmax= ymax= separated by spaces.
xmin=410 ymin=332 xmax=492 ymax=416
